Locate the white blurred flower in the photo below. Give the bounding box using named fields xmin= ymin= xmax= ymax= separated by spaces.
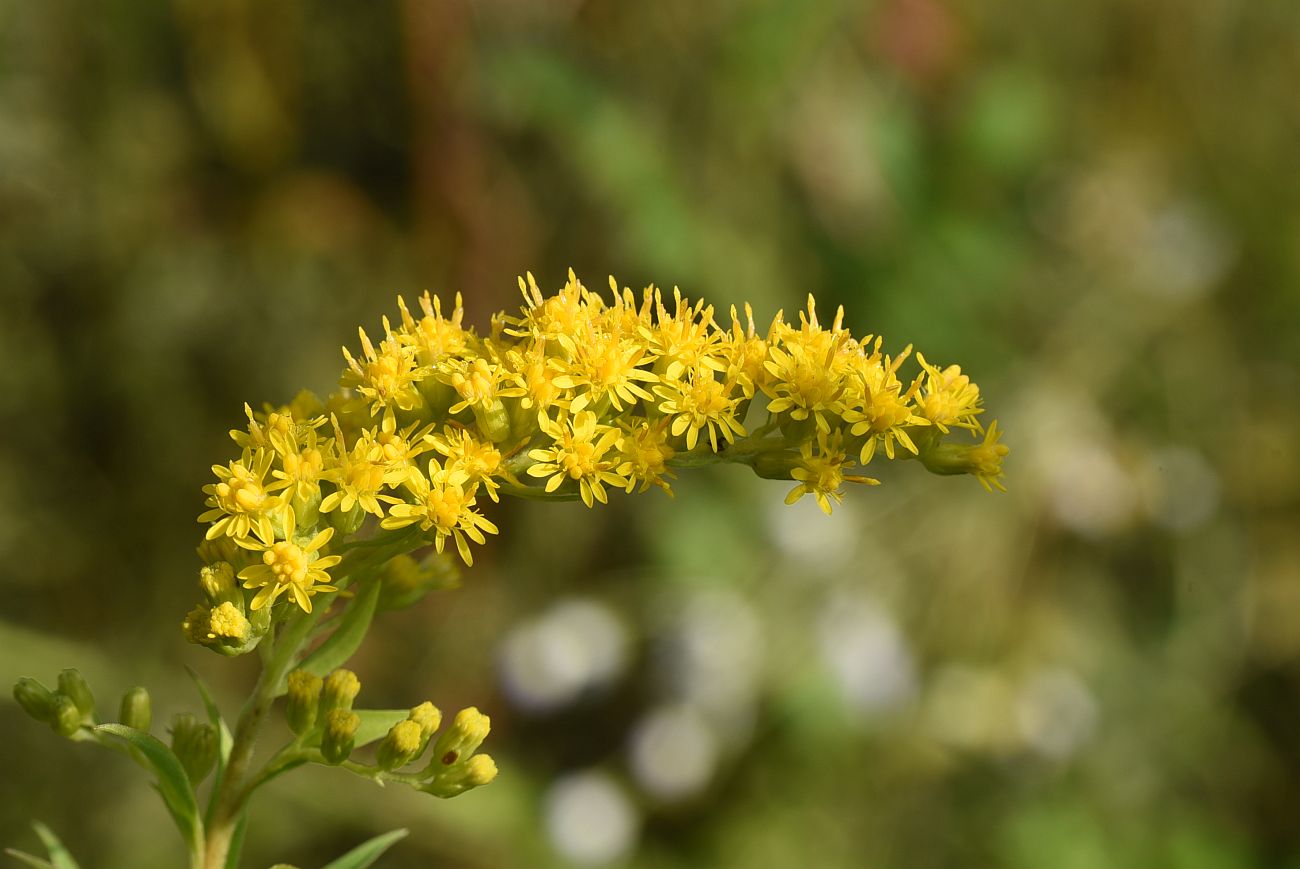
xmin=544 ymin=770 xmax=640 ymax=866
xmin=499 ymin=598 xmax=629 ymax=713
xmin=657 ymin=589 xmax=763 ymax=737
xmin=817 ymin=592 xmax=916 ymax=715
xmin=628 ymin=703 xmax=719 ymax=801
xmin=1014 ymin=667 xmax=1099 ymax=760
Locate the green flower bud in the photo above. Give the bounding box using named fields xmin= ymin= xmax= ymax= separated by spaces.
xmin=472 ymin=399 xmax=512 ymax=444
xmin=57 ymin=669 xmax=94 ymax=720
xmin=430 ymin=707 xmax=490 ymax=769
xmin=51 ymin=695 xmax=82 ymax=737
xmin=13 ymin=677 xmax=57 ymax=724
xmin=248 ymin=599 xmax=273 ymax=637
xmin=378 ymin=554 xmax=460 ymax=611
xmin=119 ymin=686 xmax=152 ymax=731
xmin=330 ymin=502 xmax=366 ymax=536
xmin=751 ymin=448 xmax=801 ymax=481
xmin=376 ymin=719 xmax=423 ymax=770
xmin=320 ymin=669 xmax=360 ymax=714
xmin=423 ymin=753 xmax=498 ymax=798
xmin=321 ymin=709 xmax=359 ymax=765
xmin=170 ymin=713 xmax=217 ymax=783
xmin=285 ymin=670 xmax=323 ymax=735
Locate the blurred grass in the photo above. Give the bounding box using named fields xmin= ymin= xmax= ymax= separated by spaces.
xmin=3 ymin=0 xmax=1300 ymax=866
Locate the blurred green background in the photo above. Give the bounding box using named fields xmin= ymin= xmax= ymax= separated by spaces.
xmin=4 ymin=0 xmax=1300 ymax=866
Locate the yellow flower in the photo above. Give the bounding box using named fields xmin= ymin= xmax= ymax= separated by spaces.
xmin=968 ymin=420 xmax=1009 ymax=492
xmin=527 ymin=411 xmax=626 ymax=507
xmin=396 ymin=291 xmax=474 ymax=366
xmin=915 ymin=353 xmax=983 ymax=434
xmin=426 ymin=427 xmax=505 ymax=502
xmin=502 ymin=341 xmax=568 ymax=424
xmin=507 ymin=270 xmax=595 ymax=356
xmin=843 ymin=340 xmax=927 ymax=462
xmin=762 ymin=334 xmax=851 ymax=434
xmin=617 ymin=420 xmax=676 ymax=495
xmin=206 ymin=602 xmax=251 ymax=642
xmin=199 ymin=448 xmax=284 ymax=543
xmin=645 ymin=286 xmax=723 ymax=381
xmin=373 ymin=423 xmax=434 ymax=486
xmin=230 ymin=402 xmax=297 ymax=453
xmin=235 ymin=510 xmax=341 ymax=613
xmin=381 ymin=458 xmax=499 ymax=565
xmin=320 ymin=418 xmax=388 ymax=517
xmin=654 ymin=366 xmax=747 ymax=452
xmin=784 ymin=431 xmax=880 ymax=515
xmin=552 ymin=330 xmax=658 ymax=414
xmin=446 ymin=355 xmax=523 ymax=415
xmin=722 ymin=303 xmax=771 ymax=399
xmin=341 ymin=321 xmax=428 ymax=431
xmin=268 ymin=428 xmax=328 ymax=505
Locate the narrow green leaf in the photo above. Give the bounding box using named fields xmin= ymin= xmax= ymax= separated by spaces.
xmin=95 ymin=724 xmax=201 ymax=852
xmin=4 ymin=849 xmax=55 ymax=869
xmin=320 ymin=829 xmax=409 ymax=869
xmin=298 ymin=579 xmax=382 ymax=678
xmin=352 ymin=710 xmax=408 ymax=748
xmin=31 ymin=822 xmax=78 ymax=869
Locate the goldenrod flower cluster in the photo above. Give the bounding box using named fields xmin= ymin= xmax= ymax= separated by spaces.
xmin=192 ymin=271 xmax=1007 ymax=627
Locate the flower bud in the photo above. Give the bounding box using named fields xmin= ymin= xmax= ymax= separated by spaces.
xmin=285 ymin=670 xmax=323 ymax=735
xmin=750 ymin=448 xmax=801 ymax=481
xmin=408 ymin=702 xmax=442 ymax=751
xmin=321 ymin=709 xmax=360 ymax=765
xmin=320 ymin=669 xmax=361 ymax=714
xmin=13 ymin=677 xmax=57 ymax=724
xmin=423 ymin=753 xmax=498 ymax=798
xmin=430 ymin=707 xmax=490 ymax=769
xmin=57 ymin=669 xmax=95 ymax=720
xmin=209 ymin=602 xmax=251 ymax=645
xmin=119 ymin=686 xmax=152 ymax=731
xmin=50 ymin=695 xmax=83 ymax=737
xmin=199 ymin=562 xmax=241 ymax=608
xmin=376 ymin=719 xmax=423 ymax=770
xmin=379 ymin=554 xmax=460 ymax=610
xmin=170 ymin=713 xmax=217 ymax=783
xmin=472 ymin=400 xmax=512 ymax=444
xmin=330 ymin=503 xmax=366 ymax=536
xmin=182 ymin=605 xmax=212 ymax=646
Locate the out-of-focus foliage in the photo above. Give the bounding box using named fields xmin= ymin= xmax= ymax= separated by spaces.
xmin=3 ymin=0 xmax=1300 ymax=866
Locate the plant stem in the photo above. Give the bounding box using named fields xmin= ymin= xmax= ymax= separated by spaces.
xmin=199 ymin=608 xmax=320 ymax=869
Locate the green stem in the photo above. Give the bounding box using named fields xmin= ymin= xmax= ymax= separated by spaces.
xmin=199 ymin=608 xmax=319 ymax=869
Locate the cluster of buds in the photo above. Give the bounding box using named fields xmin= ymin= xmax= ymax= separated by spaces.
xmin=190 ymin=271 xmax=1008 ymax=623
xmin=13 ymin=671 xmax=224 ymax=787
xmin=13 ymin=670 xmax=99 ymax=738
xmin=282 ymin=668 xmax=496 ymax=798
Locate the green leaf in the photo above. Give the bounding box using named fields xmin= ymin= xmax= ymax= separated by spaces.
xmin=4 ymin=823 xmax=79 ymax=869
xmin=30 ymin=824 xmax=77 ymax=869
xmin=4 ymin=849 xmax=55 ymax=869
xmin=320 ymin=829 xmax=409 ymax=869
xmin=352 ymin=710 xmax=409 ymax=748
xmin=298 ymin=579 xmax=382 ymax=678
xmin=94 ymin=724 xmax=201 ymax=853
